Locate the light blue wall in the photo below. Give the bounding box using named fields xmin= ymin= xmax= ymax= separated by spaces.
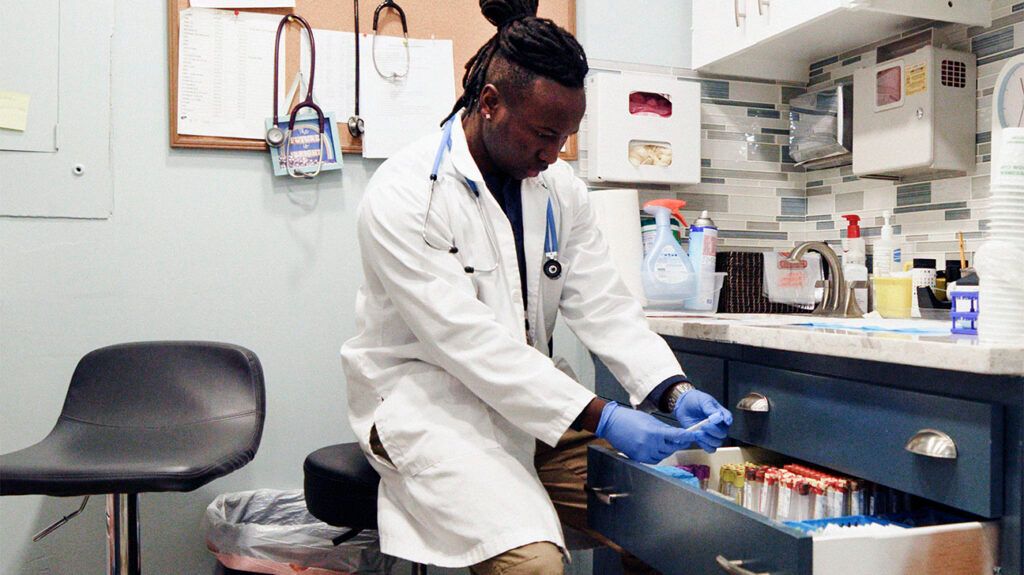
xmin=0 ymin=3 xmax=690 ymax=574
xmin=577 ymin=0 xmax=691 ymax=69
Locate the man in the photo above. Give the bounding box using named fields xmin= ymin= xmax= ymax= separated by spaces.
xmin=341 ymin=1 xmax=732 ymax=573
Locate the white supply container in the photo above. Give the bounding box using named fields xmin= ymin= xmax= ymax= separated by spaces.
xmin=586 ymin=72 xmax=700 ymax=185
xmin=853 ymin=46 xmax=976 ymax=179
xmin=683 ymin=272 xmax=728 ymax=313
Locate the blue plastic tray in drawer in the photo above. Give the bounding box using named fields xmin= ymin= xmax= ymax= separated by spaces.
xmin=784 ymin=515 xmax=906 ymax=534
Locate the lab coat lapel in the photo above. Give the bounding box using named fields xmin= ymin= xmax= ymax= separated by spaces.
xmin=447 ymin=115 xmax=526 ymax=319
xmin=521 ymin=177 xmax=548 ymax=351
xmin=447 ymin=115 xmax=485 ymax=188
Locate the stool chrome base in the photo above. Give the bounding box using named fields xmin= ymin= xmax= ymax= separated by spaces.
xmin=107 ymin=493 xmax=141 ymax=575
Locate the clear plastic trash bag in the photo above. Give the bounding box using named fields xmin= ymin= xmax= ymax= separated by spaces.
xmin=204 ymin=489 xmax=395 ymax=575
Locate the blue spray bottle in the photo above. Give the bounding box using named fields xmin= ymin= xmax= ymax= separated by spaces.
xmin=641 ymin=199 xmax=697 ymax=308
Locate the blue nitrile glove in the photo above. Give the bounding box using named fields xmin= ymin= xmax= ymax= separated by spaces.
xmin=672 ymin=389 xmax=733 ymax=453
xmin=595 ymin=402 xmax=697 ymax=464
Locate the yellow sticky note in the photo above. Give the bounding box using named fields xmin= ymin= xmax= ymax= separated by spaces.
xmin=0 ymin=91 xmax=31 ymax=131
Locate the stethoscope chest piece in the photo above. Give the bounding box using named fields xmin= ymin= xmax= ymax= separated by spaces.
xmin=266 ymin=126 xmax=286 ymax=148
xmin=544 ymin=257 xmax=562 ymax=280
xmin=542 ymin=196 xmax=561 ymax=280
xmin=347 ymin=115 xmax=365 ymax=137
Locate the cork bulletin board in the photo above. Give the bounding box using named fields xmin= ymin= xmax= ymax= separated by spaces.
xmin=167 ymin=0 xmax=577 ymax=157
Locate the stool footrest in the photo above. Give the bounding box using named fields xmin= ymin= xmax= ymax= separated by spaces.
xmin=331 ymin=527 xmax=364 ymax=546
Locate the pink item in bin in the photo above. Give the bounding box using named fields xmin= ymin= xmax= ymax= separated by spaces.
xmin=629 ymin=91 xmax=673 ymax=117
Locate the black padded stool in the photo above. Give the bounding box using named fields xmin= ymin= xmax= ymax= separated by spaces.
xmin=304 ymin=443 xmax=602 ymax=575
xmin=0 ymin=341 xmax=266 ymax=575
xmin=304 ymin=442 xmax=428 ymax=574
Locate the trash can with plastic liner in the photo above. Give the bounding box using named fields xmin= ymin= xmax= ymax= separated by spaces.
xmin=204 ymin=489 xmax=395 ymax=575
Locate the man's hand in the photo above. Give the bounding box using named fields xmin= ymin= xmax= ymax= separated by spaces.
xmin=672 ymin=389 xmax=732 ymax=453
xmin=595 ymin=402 xmax=699 ymax=464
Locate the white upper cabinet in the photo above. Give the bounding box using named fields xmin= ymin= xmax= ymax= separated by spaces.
xmin=691 ymin=0 xmax=991 ymax=83
xmin=692 ymin=0 xmax=752 ymax=73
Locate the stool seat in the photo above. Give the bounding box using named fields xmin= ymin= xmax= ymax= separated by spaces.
xmin=0 ymin=341 xmax=265 ymax=575
xmin=1 ymin=342 xmax=265 ymax=498
xmin=1 ymin=416 xmax=261 ymax=496
xmin=303 ymin=442 xmax=379 ymax=530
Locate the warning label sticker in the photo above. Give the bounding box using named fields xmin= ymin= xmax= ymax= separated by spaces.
xmin=906 ymin=63 xmax=927 ymax=96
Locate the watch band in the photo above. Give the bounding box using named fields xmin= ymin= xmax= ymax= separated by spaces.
xmin=664 ymin=381 xmax=696 ymax=413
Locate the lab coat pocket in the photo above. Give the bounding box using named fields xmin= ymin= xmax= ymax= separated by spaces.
xmin=367 ymin=424 xmax=399 ymax=472
xmin=372 ymin=375 xmax=504 ymax=477
xmin=370 ymin=396 xmax=412 ymax=475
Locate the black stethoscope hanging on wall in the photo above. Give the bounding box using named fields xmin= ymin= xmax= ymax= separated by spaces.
xmin=372 ymin=0 xmax=410 ymax=81
xmin=347 ymin=0 xmax=411 ymax=138
xmin=266 ymin=14 xmax=327 ymax=178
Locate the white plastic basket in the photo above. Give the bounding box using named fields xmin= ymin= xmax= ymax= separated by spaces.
xmin=204 ymin=489 xmax=395 ymax=575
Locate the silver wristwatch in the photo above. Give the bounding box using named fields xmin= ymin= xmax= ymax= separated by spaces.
xmin=664 ymin=381 xmax=696 ymax=413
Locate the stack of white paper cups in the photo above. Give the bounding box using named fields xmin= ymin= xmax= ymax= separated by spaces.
xmin=977 ymin=129 xmax=1024 ymax=342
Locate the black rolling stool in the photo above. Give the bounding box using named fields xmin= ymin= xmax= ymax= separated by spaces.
xmin=0 ymin=341 xmax=266 ymax=575
xmin=304 ymin=444 xmax=602 ymax=575
xmin=304 ymin=442 xmax=429 ymax=575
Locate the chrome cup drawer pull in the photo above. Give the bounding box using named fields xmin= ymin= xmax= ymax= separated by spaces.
xmin=736 ymin=392 xmax=770 ymax=413
xmin=716 ymin=555 xmax=770 ymax=575
xmin=586 ymin=485 xmax=628 ymax=505
xmin=904 ymin=428 xmax=958 ymax=459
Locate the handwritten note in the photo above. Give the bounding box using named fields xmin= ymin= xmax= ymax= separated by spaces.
xmin=177 ymin=8 xmax=282 ymax=139
xmin=0 ymin=91 xmax=30 ymax=131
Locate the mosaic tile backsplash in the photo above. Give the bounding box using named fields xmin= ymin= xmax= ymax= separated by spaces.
xmin=578 ymin=0 xmax=1021 ymax=271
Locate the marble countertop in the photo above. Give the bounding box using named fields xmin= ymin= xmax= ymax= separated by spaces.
xmin=647 ymin=314 xmax=1024 ymax=376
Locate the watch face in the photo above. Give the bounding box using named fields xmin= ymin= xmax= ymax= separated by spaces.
xmin=998 ymin=62 xmax=1024 ymax=128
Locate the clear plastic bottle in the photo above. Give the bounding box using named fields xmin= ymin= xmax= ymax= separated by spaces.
xmin=641 ymin=199 xmax=696 ymax=308
xmin=842 ymin=214 xmax=868 ymax=314
xmin=872 ymin=211 xmax=900 ymax=278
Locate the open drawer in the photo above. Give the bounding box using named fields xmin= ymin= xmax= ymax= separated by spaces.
xmin=587 ymin=445 xmax=999 ymax=575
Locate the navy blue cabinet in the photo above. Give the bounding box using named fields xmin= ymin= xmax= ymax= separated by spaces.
xmin=591 ymin=336 xmax=1022 ymax=574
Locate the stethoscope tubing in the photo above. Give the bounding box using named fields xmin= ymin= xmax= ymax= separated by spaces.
xmin=271 ymin=14 xmax=324 ymax=133
xmin=371 ymin=0 xmax=410 ymax=82
xmin=269 ymin=14 xmax=327 ymax=178
xmin=426 ymin=116 xmax=560 ymax=278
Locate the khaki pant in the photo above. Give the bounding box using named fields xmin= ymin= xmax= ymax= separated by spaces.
xmin=371 ymin=427 xmax=659 ymax=575
xmin=470 ymin=430 xmax=660 ymax=575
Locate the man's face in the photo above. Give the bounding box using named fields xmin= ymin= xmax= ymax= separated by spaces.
xmin=481 ymin=77 xmax=586 ymax=180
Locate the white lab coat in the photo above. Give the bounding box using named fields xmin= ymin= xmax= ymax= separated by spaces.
xmin=341 ymin=115 xmax=683 ymax=567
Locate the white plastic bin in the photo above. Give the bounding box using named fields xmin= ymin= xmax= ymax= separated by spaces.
xmin=683 ymin=272 xmax=727 ymax=312
xmin=204 ymin=489 xmax=395 ymax=575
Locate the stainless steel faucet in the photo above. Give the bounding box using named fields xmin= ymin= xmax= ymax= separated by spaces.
xmin=786 ymin=242 xmax=865 ymax=317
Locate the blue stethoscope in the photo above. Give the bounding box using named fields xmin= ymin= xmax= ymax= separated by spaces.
xmin=422 ymin=117 xmax=561 ymax=279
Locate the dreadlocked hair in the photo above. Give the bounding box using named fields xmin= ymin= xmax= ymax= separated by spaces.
xmin=442 ymin=0 xmax=588 ymax=124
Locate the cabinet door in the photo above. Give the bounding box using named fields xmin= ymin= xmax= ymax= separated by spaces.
xmin=691 ymin=0 xmax=751 ymax=70
xmin=752 ymin=0 xmax=844 ymax=42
